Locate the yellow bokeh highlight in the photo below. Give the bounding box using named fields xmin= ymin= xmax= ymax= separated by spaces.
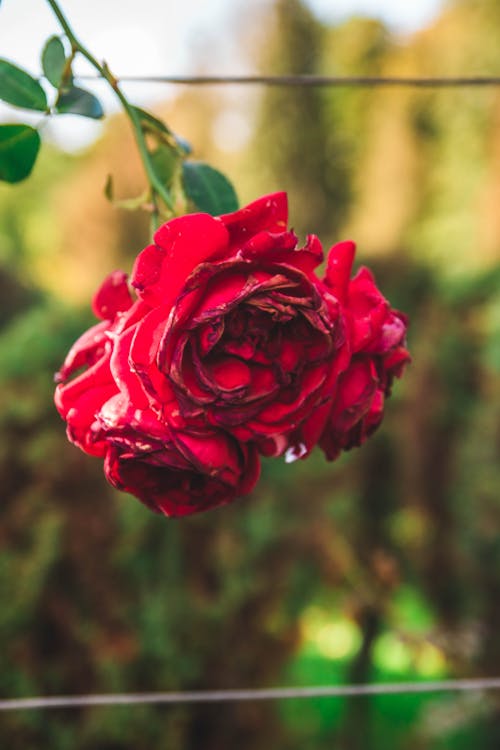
xmin=374 ymin=632 xmax=446 ymax=677
xmin=415 ymin=642 xmax=447 ymax=677
xmin=374 ymin=633 xmax=414 ymax=673
xmin=300 ymin=606 xmax=361 ymax=660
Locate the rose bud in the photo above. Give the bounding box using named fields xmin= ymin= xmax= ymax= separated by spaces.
xmin=319 ymin=242 xmax=410 ymax=460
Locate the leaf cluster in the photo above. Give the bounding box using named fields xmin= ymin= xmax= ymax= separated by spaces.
xmin=107 ymin=105 xmax=239 ymax=219
xmin=0 ymin=22 xmax=238 ymax=219
xmin=0 ymin=37 xmax=103 ymax=182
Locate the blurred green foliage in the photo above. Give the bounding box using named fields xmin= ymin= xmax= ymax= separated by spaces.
xmin=1 ymin=1 xmax=500 ymax=748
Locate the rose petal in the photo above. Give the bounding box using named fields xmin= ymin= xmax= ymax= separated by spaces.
xmin=290 ymin=399 xmax=333 ymax=458
xmin=208 ymin=357 xmax=252 ymax=392
xmin=110 ymin=325 xmax=150 ymax=409
xmin=351 ymin=302 xmax=388 ymax=352
xmin=325 ymin=241 xmax=356 ymax=303
xmin=377 ymin=314 xmax=407 ymax=353
xmin=55 ymin=320 xmax=110 ymax=383
xmin=174 ymin=429 xmax=241 ymax=475
xmin=383 ymin=346 xmax=411 ymax=378
xmin=237 ymin=443 xmax=261 ymax=494
xmin=348 ymin=266 xmax=382 ymax=316
xmin=193 ymin=272 xmax=251 ymax=319
xmin=55 ymin=355 xmax=114 ymax=418
xmin=220 ymin=192 xmax=288 ymax=247
xmin=295 ymin=234 xmax=324 ymax=275
xmin=129 ymin=243 xmax=162 ymax=295
xmin=256 ymin=364 xmax=328 ymax=426
xmin=240 ymin=229 xmax=298 ymax=259
xmin=92 ymin=271 xmax=133 ymax=320
xmin=64 ymin=385 xmax=117 ymax=456
xmin=132 ymin=214 xmax=229 ymax=308
xmin=333 ymin=359 xmax=379 ymax=430
xmin=129 ymin=305 xmax=176 ymax=405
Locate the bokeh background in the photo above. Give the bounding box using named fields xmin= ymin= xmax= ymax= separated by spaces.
xmin=1 ymin=0 xmax=500 ymax=747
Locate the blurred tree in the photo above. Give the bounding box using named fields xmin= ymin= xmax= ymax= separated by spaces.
xmin=249 ymin=0 xmax=350 ymax=240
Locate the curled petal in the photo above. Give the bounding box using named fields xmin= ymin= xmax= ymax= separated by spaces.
xmin=174 ymin=428 xmax=246 ymax=479
xmin=351 ymin=301 xmax=388 ymax=353
xmin=65 ymin=386 xmax=116 ymax=457
xmin=132 ymin=214 xmax=229 ymax=308
xmin=55 ymin=320 xmax=110 ymax=383
xmin=297 ymin=234 xmax=325 ymax=275
xmin=384 ymin=345 xmax=411 ymax=379
xmin=378 ymin=313 xmax=408 ymax=353
xmin=92 ymin=271 xmax=133 ymax=320
xmin=128 ymin=244 xmax=162 ymax=299
xmin=110 ymin=325 xmax=150 ymax=410
xmin=348 ymin=267 xmax=382 ymax=316
xmin=240 ymin=229 xmax=298 ymax=258
xmin=319 ymin=358 xmax=379 ymax=461
xmin=325 ymin=241 xmax=356 ymax=303
xmin=55 ymin=355 xmax=114 ymax=419
xmin=220 ymin=192 xmax=288 ymax=246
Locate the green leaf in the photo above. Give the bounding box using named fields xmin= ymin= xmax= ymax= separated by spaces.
xmin=133 ymin=106 xmax=192 ymax=155
xmin=56 ymin=86 xmax=104 ymax=119
xmin=0 ymin=58 xmax=48 ymax=111
xmin=182 ymin=162 xmax=239 ymax=215
xmin=133 ymin=106 xmax=172 ymax=136
xmin=0 ymin=124 xmax=41 ymax=183
xmin=150 ymin=145 xmax=178 ymax=188
xmin=42 ymin=36 xmax=68 ymax=88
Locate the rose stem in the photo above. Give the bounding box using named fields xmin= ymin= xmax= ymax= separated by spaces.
xmin=45 ymin=0 xmax=175 ymax=230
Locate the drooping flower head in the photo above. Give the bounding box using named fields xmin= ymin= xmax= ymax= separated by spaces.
xmin=55 ymin=193 xmax=409 ymax=516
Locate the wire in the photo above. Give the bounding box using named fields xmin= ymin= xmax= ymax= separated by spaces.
xmin=77 ymin=74 xmax=500 ymax=88
xmin=3 ymin=677 xmax=500 ymax=711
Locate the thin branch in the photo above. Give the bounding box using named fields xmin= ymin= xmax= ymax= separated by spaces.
xmin=45 ymin=0 xmax=174 ymax=213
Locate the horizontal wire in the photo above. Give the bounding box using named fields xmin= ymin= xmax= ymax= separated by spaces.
xmin=3 ymin=677 xmax=500 ymax=711
xmin=76 ymin=74 xmax=500 ymax=88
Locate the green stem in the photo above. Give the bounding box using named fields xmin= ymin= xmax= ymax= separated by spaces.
xmin=45 ymin=0 xmax=174 ymax=214
xmin=150 ymin=190 xmax=161 ymax=236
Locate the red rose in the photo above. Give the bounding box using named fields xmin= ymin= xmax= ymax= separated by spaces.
xmin=319 ymin=241 xmax=410 ymax=460
xmin=129 ymin=192 xmax=348 ymax=457
xmin=54 ymin=192 xmax=409 ymax=516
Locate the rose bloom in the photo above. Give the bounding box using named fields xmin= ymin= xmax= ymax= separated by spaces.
xmin=318 ymin=240 xmax=410 ymax=460
xmin=55 ymin=192 xmax=409 ymax=515
xmin=55 ymin=193 xmax=351 ymax=515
